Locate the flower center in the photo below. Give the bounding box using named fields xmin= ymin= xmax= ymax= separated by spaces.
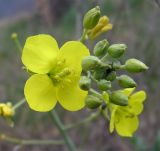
xmin=48 ymin=59 xmax=73 ymax=86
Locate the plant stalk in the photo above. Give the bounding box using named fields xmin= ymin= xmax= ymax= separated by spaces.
xmin=49 ymin=110 xmax=77 ymax=151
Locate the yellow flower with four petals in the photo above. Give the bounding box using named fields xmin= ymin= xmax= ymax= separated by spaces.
xmin=103 ymin=88 xmax=146 ymax=137
xmin=22 ymin=34 xmax=90 ymax=112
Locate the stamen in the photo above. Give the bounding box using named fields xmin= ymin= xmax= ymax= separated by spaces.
xmin=57 ymin=59 xmax=66 ymax=66
xmin=57 ymin=68 xmax=72 ymax=77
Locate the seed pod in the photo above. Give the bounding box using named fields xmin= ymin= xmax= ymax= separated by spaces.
xmin=124 ymin=58 xmax=148 ymax=73
xmin=118 ymin=75 xmax=137 ymax=88
xmin=93 ymin=39 xmax=109 ymax=57
xmin=106 ymin=71 xmax=116 ymax=81
xmin=83 ymin=6 xmax=101 ymax=29
xmin=81 ymin=56 xmax=101 ymax=71
xmin=97 ymin=79 xmax=111 ymax=91
xmin=85 ymin=95 xmax=102 ymax=109
xmin=109 ymin=90 xmax=128 ymax=106
xmin=79 ymin=76 xmax=91 ymax=90
xmin=107 ymin=44 xmax=127 ymax=58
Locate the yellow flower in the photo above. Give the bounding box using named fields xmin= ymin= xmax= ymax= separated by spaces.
xmin=103 ymin=88 xmax=146 ymax=137
xmin=22 ymin=34 xmax=90 ymax=112
xmin=87 ymin=16 xmax=113 ymax=40
xmin=0 ymin=103 xmax=14 ymax=117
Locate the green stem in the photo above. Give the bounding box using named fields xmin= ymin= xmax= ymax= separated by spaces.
xmin=90 ymin=88 xmax=102 ymax=98
xmin=12 ymin=98 xmax=26 ymax=110
xmin=0 ymin=134 xmax=64 ymax=145
xmin=12 ymin=34 xmax=22 ymax=53
xmin=79 ymin=29 xmax=88 ymax=42
xmin=65 ymin=111 xmax=100 ymax=130
xmin=49 ymin=110 xmax=77 ymax=151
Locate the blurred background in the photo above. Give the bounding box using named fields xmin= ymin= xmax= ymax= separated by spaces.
xmin=0 ymin=0 xmax=160 ymax=151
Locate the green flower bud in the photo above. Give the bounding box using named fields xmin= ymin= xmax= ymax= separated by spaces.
xmin=11 ymin=32 xmax=18 ymax=39
xmin=118 ymin=75 xmax=137 ymax=88
xmin=85 ymin=95 xmax=102 ymax=109
xmin=109 ymin=90 xmax=128 ymax=106
xmin=107 ymin=44 xmax=127 ymax=58
xmin=82 ymin=56 xmax=101 ymax=71
xmin=97 ymin=80 xmax=111 ymax=91
xmin=93 ymin=69 xmax=105 ymax=80
xmin=124 ymin=58 xmax=149 ymax=73
xmin=106 ymin=71 xmax=116 ymax=81
xmin=83 ymin=6 xmax=101 ymax=29
xmin=93 ymin=39 xmax=109 ymax=57
xmin=79 ymin=76 xmax=91 ymax=90
xmin=112 ymin=60 xmax=121 ymax=70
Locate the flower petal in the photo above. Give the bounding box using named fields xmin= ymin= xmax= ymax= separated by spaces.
xmin=129 ymin=91 xmax=146 ymax=115
xmin=123 ymin=88 xmax=135 ymax=97
xmin=57 ymin=83 xmax=88 ymax=111
xmin=109 ymin=108 xmax=116 ymax=133
xmin=22 ymin=34 xmax=59 ymax=74
xmin=24 ymin=74 xmax=57 ymax=112
xmin=115 ymin=112 xmax=139 ymax=137
xmin=59 ymin=41 xmax=90 ymax=75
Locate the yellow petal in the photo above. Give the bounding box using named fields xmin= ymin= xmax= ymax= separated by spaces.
xmin=102 ymin=92 xmax=109 ymax=104
xmin=123 ymin=88 xmax=135 ymax=97
xmin=24 ymin=74 xmax=57 ymax=112
xmin=57 ymin=83 xmax=88 ymax=111
xmin=58 ymin=41 xmax=90 ymax=75
xmin=129 ymin=91 xmax=146 ymax=115
xmin=115 ymin=112 xmax=139 ymax=137
xmin=22 ymin=34 xmax=59 ymax=74
xmin=109 ymin=108 xmax=116 ymax=133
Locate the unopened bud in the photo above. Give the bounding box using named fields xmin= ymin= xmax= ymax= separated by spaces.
xmin=0 ymin=103 xmax=14 ymax=117
xmin=87 ymin=16 xmax=112 ymax=40
xmin=93 ymin=39 xmax=109 ymax=57
xmin=107 ymin=44 xmax=127 ymax=58
xmin=112 ymin=60 xmax=121 ymax=69
xmin=83 ymin=6 xmax=101 ymax=29
xmin=118 ymin=75 xmax=137 ymax=88
xmin=93 ymin=69 xmax=105 ymax=80
xmin=106 ymin=71 xmax=116 ymax=81
xmin=85 ymin=95 xmax=102 ymax=109
xmin=124 ymin=58 xmax=149 ymax=73
xmin=82 ymin=56 xmax=101 ymax=71
xmin=11 ymin=32 xmax=18 ymax=39
xmin=97 ymin=80 xmax=111 ymax=91
xmin=109 ymin=90 xmax=128 ymax=106
xmin=79 ymin=76 xmax=91 ymax=90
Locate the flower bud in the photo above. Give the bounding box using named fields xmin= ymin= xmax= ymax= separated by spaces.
xmin=106 ymin=71 xmax=116 ymax=81
xmin=0 ymin=103 xmax=14 ymax=117
xmin=93 ymin=69 xmax=105 ymax=80
xmin=118 ymin=75 xmax=137 ymax=88
xmin=85 ymin=95 xmax=102 ymax=109
xmin=83 ymin=6 xmax=101 ymax=29
xmin=82 ymin=56 xmax=101 ymax=71
xmin=97 ymin=80 xmax=111 ymax=91
xmin=93 ymin=39 xmax=109 ymax=57
xmin=109 ymin=90 xmax=128 ymax=106
xmin=11 ymin=32 xmax=18 ymax=39
xmin=79 ymin=76 xmax=91 ymax=90
xmin=87 ymin=16 xmax=112 ymax=40
xmin=112 ymin=60 xmax=121 ymax=70
xmin=124 ymin=58 xmax=149 ymax=73
xmin=107 ymin=44 xmax=127 ymax=58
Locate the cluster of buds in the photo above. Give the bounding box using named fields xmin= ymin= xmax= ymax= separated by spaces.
xmin=79 ymin=38 xmax=148 ymax=109
xmin=83 ymin=6 xmax=112 ymax=40
xmin=0 ymin=102 xmax=15 ymax=127
xmin=0 ymin=102 xmax=14 ymax=117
